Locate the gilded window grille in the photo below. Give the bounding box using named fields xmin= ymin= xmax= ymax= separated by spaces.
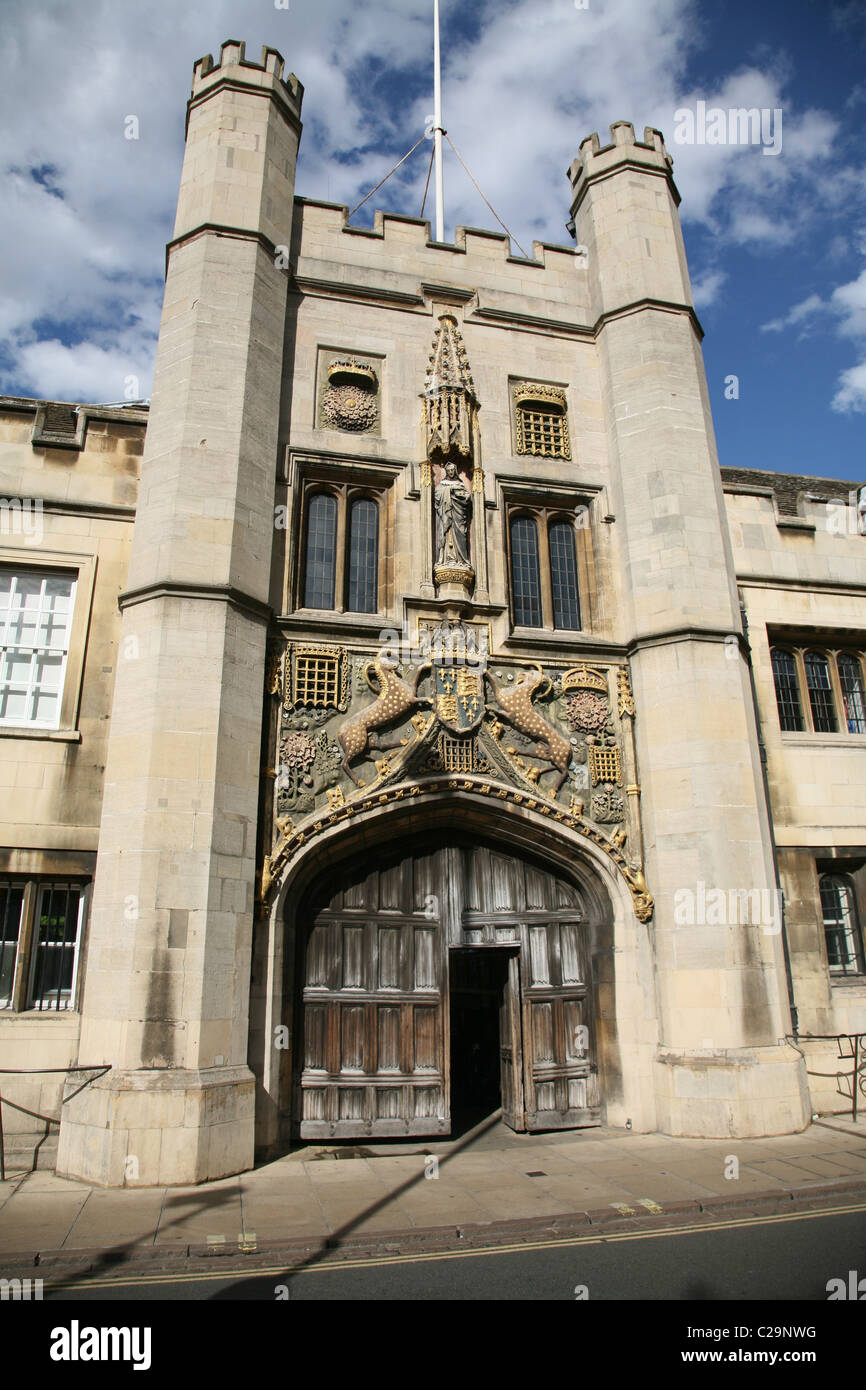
xmin=588 ymin=745 xmax=621 ymax=787
xmin=439 ymin=733 xmax=477 ymax=773
xmin=513 ymin=385 xmax=570 ymax=460
xmin=290 ymin=645 xmax=348 ymax=710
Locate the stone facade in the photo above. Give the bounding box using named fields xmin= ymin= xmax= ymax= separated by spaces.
xmin=0 ymin=40 xmax=862 ymax=1185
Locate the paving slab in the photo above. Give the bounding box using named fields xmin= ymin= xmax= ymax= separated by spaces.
xmin=302 ymin=1160 xmax=379 ymax=1184
xmin=472 ymin=1186 xmax=586 ymax=1220
xmin=154 ymin=1194 xmax=245 ymax=1244
xmin=0 ymin=1194 xmax=89 ymax=1253
xmin=607 ymin=1171 xmax=719 ymax=1202
xmin=317 ymin=1200 xmax=418 ymax=1235
xmin=391 ymin=1190 xmax=496 ymax=1224
xmin=514 ymin=1175 xmax=646 ymax=1208
xmin=495 ymin=1151 xmax=589 ymax=1177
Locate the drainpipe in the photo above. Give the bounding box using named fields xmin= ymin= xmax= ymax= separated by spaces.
xmin=739 ymin=595 xmax=799 ymax=1036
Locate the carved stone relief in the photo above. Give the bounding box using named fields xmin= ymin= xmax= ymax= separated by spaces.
xmin=264 ymin=641 xmax=649 ymax=919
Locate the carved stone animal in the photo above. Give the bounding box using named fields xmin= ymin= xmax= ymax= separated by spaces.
xmin=484 ymin=664 xmax=572 ymax=794
xmin=338 ymin=657 xmax=431 ymax=786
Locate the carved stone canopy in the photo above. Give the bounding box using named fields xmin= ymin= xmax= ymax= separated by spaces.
xmin=424 ymin=313 xmax=476 ymax=461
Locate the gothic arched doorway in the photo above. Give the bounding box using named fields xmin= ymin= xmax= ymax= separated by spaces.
xmin=293 ymin=837 xmax=605 ymax=1139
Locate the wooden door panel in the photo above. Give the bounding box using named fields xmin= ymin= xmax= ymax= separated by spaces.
xmin=521 ymin=918 xmax=600 ymax=1131
xmin=499 ymin=952 xmax=525 ymax=1131
xmin=413 ymin=926 xmax=436 ymax=988
xmin=299 ymin=853 xmax=448 ymax=1139
xmin=297 ymin=842 xmax=601 ymax=1138
xmin=377 ymin=1005 xmax=401 ymax=1071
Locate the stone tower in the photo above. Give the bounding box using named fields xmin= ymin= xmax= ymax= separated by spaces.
xmin=57 ymin=43 xmax=304 ymax=1184
xmin=568 ymin=123 xmax=808 ymax=1133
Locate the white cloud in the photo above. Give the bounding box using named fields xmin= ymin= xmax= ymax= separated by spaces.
xmin=758 ymin=267 xmax=866 ymax=410
xmin=13 ymin=335 xmax=156 ymax=403
xmin=831 ymin=268 xmax=866 ymax=338
xmin=691 ymin=269 xmax=727 ymax=309
xmin=761 ymin=293 xmax=826 ymax=333
xmin=832 ymin=362 xmax=866 ymax=413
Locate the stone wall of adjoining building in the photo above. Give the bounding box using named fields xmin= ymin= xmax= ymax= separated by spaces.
xmin=724 ymin=475 xmax=866 ymax=1114
xmin=0 ymin=398 xmax=145 ymax=1137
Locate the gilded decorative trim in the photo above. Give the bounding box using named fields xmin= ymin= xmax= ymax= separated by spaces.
xmin=261 ymin=772 xmax=653 ymax=923
xmin=327 ymin=357 xmax=378 ymax=387
xmin=617 ymin=666 xmax=636 ymax=718
xmin=562 ymin=663 xmax=608 ymax=695
xmin=265 ymin=639 xmax=284 ymax=698
xmin=512 ymin=382 xmax=568 ymax=410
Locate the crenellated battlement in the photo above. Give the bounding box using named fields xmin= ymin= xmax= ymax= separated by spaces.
xmin=191 ymin=39 xmax=303 ymax=113
xmin=294 ymin=197 xmax=581 ymax=275
xmin=567 ymin=122 xmax=675 ymax=210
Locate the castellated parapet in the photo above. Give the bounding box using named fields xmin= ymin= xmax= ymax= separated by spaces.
xmin=567 ymin=121 xmax=692 ymax=321
xmin=173 ymin=39 xmax=303 ymax=251
xmin=292 ymin=201 xmax=593 ymax=329
xmin=567 ymin=122 xmax=676 ymax=212
xmin=191 ymin=39 xmax=304 ymax=115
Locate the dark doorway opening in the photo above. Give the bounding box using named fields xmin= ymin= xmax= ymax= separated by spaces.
xmin=449 ymin=948 xmax=512 ymax=1133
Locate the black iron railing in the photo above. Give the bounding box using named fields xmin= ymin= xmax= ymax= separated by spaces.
xmin=789 ymin=1033 xmax=866 ymax=1123
xmin=0 ymin=1065 xmax=110 ymax=1180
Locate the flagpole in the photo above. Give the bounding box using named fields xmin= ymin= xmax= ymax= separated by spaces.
xmin=433 ymin=0 xmax=445 ymax=241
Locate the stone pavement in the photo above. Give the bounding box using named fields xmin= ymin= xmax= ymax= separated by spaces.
xmin=1 ymin=1116 xmax=865 ymax=1265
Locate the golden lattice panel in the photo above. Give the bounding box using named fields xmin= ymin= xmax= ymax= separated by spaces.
xmin=439 ymin=734 xmax=477 ymax=772
xmin=293 ymin=651 xmax=340 ymax=708
xmin=588 ymin=745 xmax=622 ymax=786
xmin=517 ymin=409 xmax=569 ymax=459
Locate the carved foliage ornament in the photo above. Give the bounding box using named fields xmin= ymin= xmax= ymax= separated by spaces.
xmin=617 ymin=666 xmax=636 ymax=718
xmin=564 ymin=690 xmax=609 ymax=735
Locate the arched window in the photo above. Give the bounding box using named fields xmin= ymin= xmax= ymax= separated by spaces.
xmin=347 ymin=497 xmax=378 ymax=614
xmin=838 ymin=653 xmax=866 ymax=734
xmin=770 ymin=649 xmax=803 ymax=732
xmin=804 ymin=651 xmax=837 ymax=733
xmin=303 ymin=492 xmax=337 ymax=610
xmin=548 ymin=520 xmax=581 ymax=630
xmin=510 ymin=516 xmax=542 ymax=627
xmin=820 ymin=874 xmax=863 ymax=975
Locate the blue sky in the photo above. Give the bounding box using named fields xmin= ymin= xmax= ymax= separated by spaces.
xmin=0 ymin=0 xmax=864 ymax=482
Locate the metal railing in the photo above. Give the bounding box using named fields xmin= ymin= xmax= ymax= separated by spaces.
xmin=0 ymin=1065 xmax=110 ymax=1180
xmin=790 ymin=1033 xmax=866 ymax=1123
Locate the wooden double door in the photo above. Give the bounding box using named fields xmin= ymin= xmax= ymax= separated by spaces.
xmin=295 ymin=841 xmax=600 ymax=1139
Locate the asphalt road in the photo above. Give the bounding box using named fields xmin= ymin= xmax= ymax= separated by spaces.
xmin=40 ymin=1199 xmax=866 ymax=1301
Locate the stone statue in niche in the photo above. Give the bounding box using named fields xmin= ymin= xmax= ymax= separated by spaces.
xmin=434 ymin=461 xmax=472 ymax=568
